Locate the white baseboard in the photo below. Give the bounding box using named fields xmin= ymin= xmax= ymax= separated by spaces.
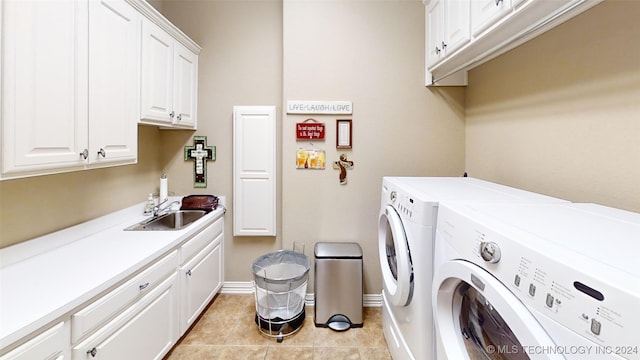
xmin=220 ymin=281 xmax=382 ymax=307
xmin=220 ymin=281 xmax=255 ymax=294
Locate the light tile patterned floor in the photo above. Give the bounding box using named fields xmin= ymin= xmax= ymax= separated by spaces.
xmin=165 ymin=294 xmax=391 ymax=360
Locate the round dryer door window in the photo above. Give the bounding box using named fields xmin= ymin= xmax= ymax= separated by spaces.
xmin=378 ymin=205 xmax=413 ymax=306
xmin=433 ymin=260 xmax=562 ymax=360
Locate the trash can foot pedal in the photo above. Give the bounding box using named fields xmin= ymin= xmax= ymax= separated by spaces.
xmin=327 ymin=314 xmax=351 ymax=331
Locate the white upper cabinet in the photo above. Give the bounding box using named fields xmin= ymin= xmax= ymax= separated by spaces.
xmin=1 ymin=0 xmax=89 ymax=176
xmin=140 ymin=20 xmax=175 ymax=125
xmin=172 ymin=43 xmax=198 ymax=128
xmin=140 ymin=16 xmax=199 ymax=129
xmin=88 ymin=0 xmax=139 ymax=166
xmin=426 ymin=0 xmax=471 ymax=71
xmin=1 ymin=0 xmax=200 ymax=179
xmin=425 ymin=0 xmax=603 ymax=85
xmin=0 ymin=0 xmax=139 ymax=180
xmin=471 ymin=0 xmax=512 ymax=37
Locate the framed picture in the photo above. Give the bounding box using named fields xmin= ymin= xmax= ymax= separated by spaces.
xmin=336 ymin=119 xmax=352 ymax=149
xmin=296 ymin=149 xmax=326 ymax=169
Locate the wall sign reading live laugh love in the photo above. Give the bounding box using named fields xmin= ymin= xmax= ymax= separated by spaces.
xmin=287 ymin=101 xmax=353 ymax=114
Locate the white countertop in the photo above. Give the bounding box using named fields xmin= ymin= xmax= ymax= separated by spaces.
xmin=0 ymin=197 xmax=225 ymax=350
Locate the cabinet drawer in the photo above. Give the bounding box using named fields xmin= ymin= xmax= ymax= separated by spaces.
xmin=72 ymin=273 xmax=179 ymax=360
xmin=71 ymin=250 xmax=178 ymax=343
xmin=0 ymin=322 xmax=68 ymax=360
xmin=180 ymin=217 xmax=223 ymax=263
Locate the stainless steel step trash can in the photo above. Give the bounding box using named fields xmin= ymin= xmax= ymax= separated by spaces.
xmin=314 ymin=242 xmax=363 ymax=331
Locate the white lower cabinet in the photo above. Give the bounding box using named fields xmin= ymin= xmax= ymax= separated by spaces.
xmin=180 ymin=235 xmax=223 ymax=333
xmin=1 ymin=214 xmax=224 ymax=359
xmin=0 ymin=322 xmax=70 ymax=360
xmin=71 ymin=251 xmax=179 ymax=343
xmin=72 ymin=273 xmax=179 ymax=360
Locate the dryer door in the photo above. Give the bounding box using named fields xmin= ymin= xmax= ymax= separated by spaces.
xmin=378 ymin=205 xmax=413 ymax=306
xmin=433 ymin=260 xmax=561 ymax=360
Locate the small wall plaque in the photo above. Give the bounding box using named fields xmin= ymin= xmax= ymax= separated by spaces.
xmin=296 ymin=118 xmax=325 ymax=140
xmin=336 ymin=119 xmax=352 ymax=149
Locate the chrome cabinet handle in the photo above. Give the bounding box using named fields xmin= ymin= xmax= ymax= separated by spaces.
xmin=97 ymin=148 xmax=106 ymax=158
xmin=80 ymin=149 xmax=89 ymax=159
xmin=169 ymin=110 xmax=175 ymax=119
xmin=176 ymin=113 xmax=182 ymax=121
xmin=442 ymin=41 xmax=447 ymax=49
xmin=139 ymin=282 xmax=150 ymax=290
xmin=495 ymin=0 xmax=503 ymax=5
xmin=435 ymin=46 xmax=441 ymax=54
xmin=87 ymin=347 xmax=97 ymax=357
xmin=186 ymin=269 xmax=192 ymax=277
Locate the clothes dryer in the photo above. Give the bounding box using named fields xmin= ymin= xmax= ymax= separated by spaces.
xmin=432 ymin=202 xmax=640 ymax=360
xmin=378 ymin=177 xmax=567 ymax=360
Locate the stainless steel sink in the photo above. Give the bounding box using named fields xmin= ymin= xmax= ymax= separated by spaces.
xmin=125 ymin=210 xmax=207 ymax=231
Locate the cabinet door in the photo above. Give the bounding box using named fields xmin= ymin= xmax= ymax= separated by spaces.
xmin=471 ymin=0 xmax=511 ymax=36
xmin=73 ymin=274 xmax=179 ymax=360
xmin=1 ymin=0 xmax=88 ymax=175
xmin=172 ymin=43 xmax=198 ymax=129
xmin=233 ymin=106 xmax=277 ymax=236
xmin=425 ymin=0 xmax=444 ymax=67
xmin=0 ymin=322 xmax=69 ymax=360
xmin=180 ymin=238 xmax=223 ymax=333
xmin=88 ymin=0 xmax=139 ymax=165
xmin=140 ymin=20 xmax=174 ymax=124
xmin=444 ymin=0 xmax=470 ymax=54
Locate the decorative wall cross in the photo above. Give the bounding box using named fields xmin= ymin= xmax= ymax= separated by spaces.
xmin=184 ymin=136 xmax=216 ymax=188
xmin=333 ymin=154 xmax=354 ymax=185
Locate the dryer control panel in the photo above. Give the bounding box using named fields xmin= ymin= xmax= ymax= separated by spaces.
xmin=437 ymin=202 xmax=640 ymax=360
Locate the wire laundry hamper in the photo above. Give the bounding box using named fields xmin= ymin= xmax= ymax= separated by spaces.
xmin=251 ymin=249 xmax=310 ymax=342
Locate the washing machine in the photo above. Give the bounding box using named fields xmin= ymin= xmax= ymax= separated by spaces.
xmin=432 ymin=201 xmax=640 ymax=360
xmin=378 ymin=177 xmax=568 ymax=360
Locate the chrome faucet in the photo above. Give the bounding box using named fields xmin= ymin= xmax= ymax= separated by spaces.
xmin=153 ymin=199 xmax=181 ymax=217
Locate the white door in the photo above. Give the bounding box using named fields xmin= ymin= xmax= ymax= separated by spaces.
xmin=233 ymin=106 xmax=277 ymax=236
xmin=140 ymin=19 xmax=174 ymax=124
xmin=432 ymin=260 xmax=562 ymax=360
xmin=1 ymin=0 xmax=88 ymax=175
xmin=88 ymin=0 xmax=139 ymax=165
xmin=172 ymin=42 xmax=198 ymax=128
xmin=378 ymin=205 xmax=413 ymax=307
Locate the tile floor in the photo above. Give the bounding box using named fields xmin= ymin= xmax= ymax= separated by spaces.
xmin=165 ymin=294 xmax=391 ymax=360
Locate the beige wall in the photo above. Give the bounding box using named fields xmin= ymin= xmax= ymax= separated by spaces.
xmin=465 ymin=0 xmax=640 ymax=213
xmin=282 ymin=0 xmax=465 ymax=293
xmin=159 ymin=0 xmax=286 ymax=284
xmin=0 ymin=125 xmax=164 ymax=247
xmin=160 ymin=0 xmax=465 ymax=293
